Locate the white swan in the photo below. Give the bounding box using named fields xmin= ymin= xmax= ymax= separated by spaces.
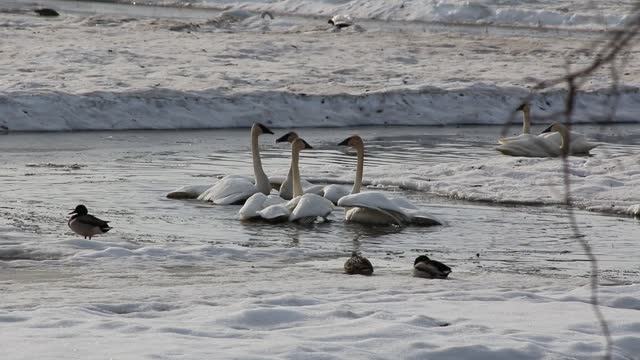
xmin=336 ymin=135 xmax=441 ymax=226
xmin=498 ymin=103 xmax=533 ymax=144
xmin=499 ymin=103 xmax=598 ymax=155
xmin=259 ymin=138 xmax=334 ymax=224
xmin=496 ymin=122 xmax=573 ymax=157
xmin=198 ymin=123 xmax=274 ymax=204
xmin=276 ymin=131 xmax=350 ymax=203
xmin=238 ymin=193 xmax=286 ymax=220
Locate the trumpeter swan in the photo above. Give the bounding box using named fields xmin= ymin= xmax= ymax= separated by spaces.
xmin=68 ymin=205 xmax=112 ymax=239
xmin=256 ymin=138 xmax=334 ymax=224
xmin=499 ymin=103 xmax=598 ymax=155
xmin=336 ymin=135 xmax=441 ymax=226
xmin=276 ymin=131 xmax=350 ymax=203
xmin=496 ymin=122 xmax=575 ymax=157
xmin=198 ymin=123 xmax=274 ymax=204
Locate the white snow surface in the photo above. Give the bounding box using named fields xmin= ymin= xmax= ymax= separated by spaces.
xmin=2 ymin=235 xmax=640 ymax=359
xmin=131 ymin=0 xmax=636 ymax=30
xmin=1 ymin=4 xmax=640 ymax=131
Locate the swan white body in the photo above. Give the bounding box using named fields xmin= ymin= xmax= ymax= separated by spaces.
xmin=496 ymin=122 xmax=576 ymax=158
xmin=239 ymin=193 xmax=286 ymax=220
xmin=250 ymin=138 xmax=333 ymax=224
xmin=337 ymin=136 xmax=441 ymax=226
xmin=166 ymin=184 xmax=214 ymax=199
xmin=198 ymin=124 xmax=273 ymax=204
xmin=499 ymin=103 xmax=598 ymax=155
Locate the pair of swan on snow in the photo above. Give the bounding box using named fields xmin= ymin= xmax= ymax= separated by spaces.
xmin=496 ymin=103 xmax=599 ymax=157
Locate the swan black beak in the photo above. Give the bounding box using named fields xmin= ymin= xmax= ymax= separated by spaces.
xmin=301 ymin=139 xmax=313 ymax=150
xmin=338 ymin=137 xmax=350 ymax=146
xmin=516 ymin=103 xmax=526 ymax=111
xmin=258 ymin=123 xmax=274 ymax=135
xmin=276 ymin=133 xmax=292 ymax=143
xmin=541 ymin=125 xmax=553 ymax=134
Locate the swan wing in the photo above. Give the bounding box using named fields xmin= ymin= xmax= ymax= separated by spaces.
xmin=496 ymin=135 xmax=560 ymax=157
xmin=166 ymin=184 xmax=213 ymax=199
xmin=338 ymin=192 xmax=407 ymax=214
xmin=289 ymin=194 xmax=334 ymax=222
xmin=239 ymin=193 xmax=268 ymax=220
xmin=497 ymin=134 xmax=537 ymax=144
xmin=389 ymin=195 xmax=419 ymax=210
xmin=302 ymin=184 xmax=325 ymax=196
xmin=257 ymin=203 xmax=291 ymax=222
xmin=322 ymin=184 xmax=351 ymax=204
xmin=198 ymin=176 xmax=258 ymax=204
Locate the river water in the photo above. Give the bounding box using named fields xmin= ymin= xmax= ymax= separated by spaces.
xmin=1 ymin=125 xmax=638 ymax=285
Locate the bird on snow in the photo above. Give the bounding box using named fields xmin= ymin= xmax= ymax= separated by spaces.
xmin=328 ymin=14 xmax=353 ymax=29
xmin=344 ymin=251 xmax=374 ymax=276
xmin=68 ymin=205 xmax=112 ymax=239
xmin=34 ymin=8 xmax=59 ymax=17
xmin=412 ymin=255 xmax=451 ymax=279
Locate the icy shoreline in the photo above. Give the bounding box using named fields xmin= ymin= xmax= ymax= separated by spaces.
xmin=2 ymin=85 xmax=640 ymax=132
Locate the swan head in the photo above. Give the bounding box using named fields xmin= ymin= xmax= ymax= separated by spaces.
xmin=252 ymin=123 xmax=274 ymax=136
xmin=292 ymin=138 xmax=313 ymax=152
xmin=414 ymin=255 xmax=431 ymax=265
xmin=276 ymin=131 xmax=299 ymax=144
xmin=69 ymin=204 xmax=88 ymax=215
xmin=338 ymin=135 xmax=364 ymax=148
xmin=516 ymin=103 xmax=530 ymax=112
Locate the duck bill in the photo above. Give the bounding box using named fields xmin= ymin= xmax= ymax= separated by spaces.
xmin=68 ymin=210 xmax=77 ymax=215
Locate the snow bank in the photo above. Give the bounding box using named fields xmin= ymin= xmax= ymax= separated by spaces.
xmin=1 ymin=5 xmax=639 ymax=132
xmin=2 ymin=86 xmax=640 ymax=131
xmin=138 ymin=0 xmax=634 ymax=30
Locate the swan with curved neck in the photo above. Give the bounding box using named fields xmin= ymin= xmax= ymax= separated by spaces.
xmin=498 ymin=103 xmax=531 ymax=144
xmin=499 ymin=103 xmax=598 ymax=155
xmin=198 ymin=123 xmax=274 ymax=204
xmin=497 ymin=122 xmax=571 ymax=157
xmin=275 ymin=131 xmax=300 ymax=200
xmin=289 ymin=138 xmax=334 ymax=223
xmin=336 ymin=135 xmax=441 ymax=226
xmin=276 ymin=131 xmax=350 ymax=203
xmin=541 ymin=122 xmax=570 ymax=156
xmin=255 ymin=138 xmax=333 ymax=223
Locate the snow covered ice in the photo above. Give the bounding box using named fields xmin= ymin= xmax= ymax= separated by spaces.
xmin=1 ymin=1 xmax=640 ymax=359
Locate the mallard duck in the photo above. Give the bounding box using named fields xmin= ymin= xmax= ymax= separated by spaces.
xmin=413 ymin=255 xmax=451 ymax=279
xmin=68 ymin=205 xmax=112 ymax=239
xmin=344 ymin=252 xmax=373 ymax=276
xmin=34 ymin=8 xmax=59 ymax=17
xmin=328 ymin=14 xmax=353 ymax=29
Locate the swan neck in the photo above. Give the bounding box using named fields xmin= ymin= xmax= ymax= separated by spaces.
xmin=251 ymin=130 xmax=270 ymax=194
xmin=522 ymin=108 xmax=531 ymax=134
xmin=352 ymin=145 xmax=364 ymax=194
xmin=291 ymin=147 xmax=303 ymax=198
xmin=558 ymin=125 xmax=570 ymax=155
